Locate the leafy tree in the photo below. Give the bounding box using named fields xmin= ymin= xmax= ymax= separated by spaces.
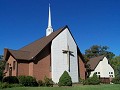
xmin=0 ymin=55 xmax=5 ymax=82
xmin=0 ymin=55 xmax=3 ymax=60
xmin=110 ymin=56 xmax=120 ymax=77
xmin=84 ymin=45 xmax=115 ymax=60
xmin=111 ymin=76 xmax=120 ymax=84
xmin=58 ymin=71 xmax=72 ymax=86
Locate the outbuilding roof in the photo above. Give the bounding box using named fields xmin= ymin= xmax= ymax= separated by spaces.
xmin=87 ymin=55 xmax=104 ymax=70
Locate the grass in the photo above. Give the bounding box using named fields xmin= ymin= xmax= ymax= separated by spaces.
xmin=1 ymin=84 xmax=120 ymax=90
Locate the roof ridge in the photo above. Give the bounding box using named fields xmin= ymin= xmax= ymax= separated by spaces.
xmin=90 ymin=55 xmax=104 ymax=60
xmin=8 ymin=49 xmax=30 ymax=53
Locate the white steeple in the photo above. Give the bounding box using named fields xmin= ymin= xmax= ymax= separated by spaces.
xmin=46 ymin=4 xmax=53 ymax=36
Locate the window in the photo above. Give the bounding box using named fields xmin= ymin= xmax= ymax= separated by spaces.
xmin=98 ymin=75 xmax=100 ymax=78
xmin=109 ymin=72 xmax=113 ymax=75
xmin=6 ymin=63 xmax=9 ymax=71
xmin=98 ymin=72 xmax=100 ymax=74
xmin=13 ymin=61 xmax=16 ymax=70
xmin=109 ymin=75 xmax=113 ymax=77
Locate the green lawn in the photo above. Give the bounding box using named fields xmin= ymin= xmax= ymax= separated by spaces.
xmin=1 ymin=84 xmax=120 ymax=90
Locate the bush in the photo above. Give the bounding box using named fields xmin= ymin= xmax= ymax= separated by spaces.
xmin=83 ymin=79 xmax=89 ymax=85
xmin=44 ymin=76 xmax=53 ymax=87
xmin=112 ymin=76 xmax=120 ymax=84
xmin=88 ymin=73 xmax=100 ymax=85
xmin=38 ymin=80 xmax=44 ymax=86
xmin=58 ymin=71 xmax=72 ymax=86
xmin=83 ymin=73 xmax=100 ymax=85
xmin=2 ymin=76 xmax=19 ymax=84
xmin=18 ymin=76 xmax=38 ymax=86
xmin=0 ymin=82 xmax=11 ymax=89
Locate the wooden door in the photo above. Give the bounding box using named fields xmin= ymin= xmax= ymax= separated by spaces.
xmin=9 ymin=67 xmax=12 ymax=76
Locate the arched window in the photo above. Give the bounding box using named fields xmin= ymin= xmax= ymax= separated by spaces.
xmin=13 ymin=61 xmax=16 ymax=70
xmin=6 ymin=63 xmax=9 ymax=71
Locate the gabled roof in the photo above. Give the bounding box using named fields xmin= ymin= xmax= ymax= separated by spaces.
xmin=87 ymin=55 xmax=104 ymax=71
xmin=4 ymin=26 xmax=67 ymax=61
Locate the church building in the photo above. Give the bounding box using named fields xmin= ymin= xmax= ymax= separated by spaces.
xmin=4 ymin=5 xmax=86 ymax=83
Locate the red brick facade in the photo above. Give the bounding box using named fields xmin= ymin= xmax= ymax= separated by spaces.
xmin=78 ymin=55 xmax=86 ymax=80
xmin=4 ymin=45 xmax=51 ymax=81
xmin=17 ymin=62 xmax=29 ymax=76
xmin=32 ymin=45 xmax=51 ymax=80
xmin=4 ymin=56 xmax=17 ymax=76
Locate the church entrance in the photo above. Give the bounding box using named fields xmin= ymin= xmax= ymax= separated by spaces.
xmin=9 ymin=67 xmax=12 ymax=76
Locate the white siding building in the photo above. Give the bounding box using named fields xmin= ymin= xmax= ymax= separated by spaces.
xmin=87 ymin=56 xmax=115 ymax=78
xmin=51 ymin=28 xmax=79 ymax=83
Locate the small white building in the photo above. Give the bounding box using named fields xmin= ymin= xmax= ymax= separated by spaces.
xmin=87 ymin=56 xmax=115 ymax=79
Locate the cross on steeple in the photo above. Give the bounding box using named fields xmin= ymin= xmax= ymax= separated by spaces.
xmin=62 ymin=45 xmax=74 ymax=72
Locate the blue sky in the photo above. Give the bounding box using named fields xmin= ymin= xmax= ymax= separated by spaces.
xmin=0 ymin=0 xmax=120 ymax=56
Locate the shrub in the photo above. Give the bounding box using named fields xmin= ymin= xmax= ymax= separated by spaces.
xmin=44 ymin=76 xmax=53 ymax=87
xmin=83 ymin=79 xmax=89 ymax=85
xmin=38 ymin=80 xmax=44 ymax=86
xmin=88 ymin=73 xmax=100 ymax=85
xmin=58 ymin=71 xmax=72 ymax=86
xmin=83 ymin=73 xmax=100 ymax=85
xmin=18 ymin=76 xmax=38 ymax=86
xmin=79 ymin=78 xmax=86 ymax=84
xmin=2 ymin=76 xmax=19 ymax=84
xmin=112 ymin=76 xmax=120 ymax=84
xmin=0 ymin=82 xmax=11 ymax=89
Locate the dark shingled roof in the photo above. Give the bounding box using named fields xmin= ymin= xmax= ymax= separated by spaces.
xmin=4 ymin=26 xmax=67 ymax=60
xmin=87 ymin=55 xmax=104 ymax=71
xmin=9 ymin=49 xmax=30 ymax=60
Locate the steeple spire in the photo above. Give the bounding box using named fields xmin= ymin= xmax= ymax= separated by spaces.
xmin=46 ymin=4 xmax=53 ymax=36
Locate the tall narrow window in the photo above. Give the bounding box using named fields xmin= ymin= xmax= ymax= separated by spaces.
xmin=6 ymin=63 xmax=9 ymax=71
xmin=13 ymin=61 xmax=16 ymax=70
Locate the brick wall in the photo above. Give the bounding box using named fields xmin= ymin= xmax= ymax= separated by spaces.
xmin=18 ymin=61 xmax=29 ymax=76
xmin=4 ymin=55 xmax=17 ymax=76
xmin=33 ymin=45 xmax=51 ymax=81
xmin=78 ymin=55 xmax=86 ymax=80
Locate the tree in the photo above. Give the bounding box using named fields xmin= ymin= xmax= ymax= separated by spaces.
xmin=84 ymin=45 xmax=115 ymax=60
xmin=0 ymin=55 xmax=5 ymax=82
xmin=0 ymin=55 xmax=3 ymax=60
xmin=110 ymin=56 xmax=120 ymax=77
xmin=58 ymin=71 xmax=72 ymax=86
